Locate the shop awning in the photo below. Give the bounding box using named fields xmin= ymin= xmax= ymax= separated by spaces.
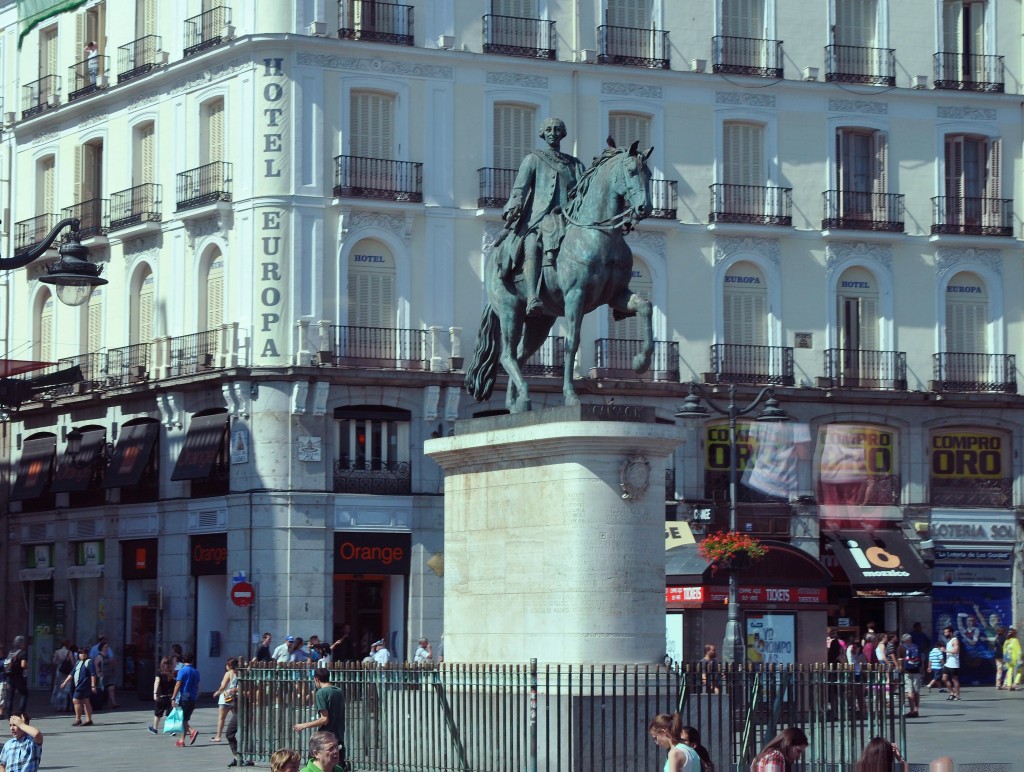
xmin=824 ymin=529 xmax=931 ymax=597
xmin=0 ymin=359 xmax=53 ymax=377
xmin=102 ymin=422 xmax=160 ymax=488
xmin=10 ymin=437 xmax=56 ymax=501
xmin=67 ymin=565 xmax=104 ymax=579
xmin=51 ymin=429 xmax=106 ymax=493
xmin=171 ymin=413 xmax=228 ymax=481
xmin=18 ymin=567 xmax=54 ymax=582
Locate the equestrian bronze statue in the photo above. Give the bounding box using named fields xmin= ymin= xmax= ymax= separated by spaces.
xmin=466 ymin=122 xmax=655 ymax=414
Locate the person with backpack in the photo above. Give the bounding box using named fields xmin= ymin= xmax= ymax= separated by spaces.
xmin=896 ymin=633 xmax=922 ymax=718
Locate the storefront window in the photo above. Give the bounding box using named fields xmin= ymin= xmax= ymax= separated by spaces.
xmin=929 ymin=428 xmax=1011 ymax=508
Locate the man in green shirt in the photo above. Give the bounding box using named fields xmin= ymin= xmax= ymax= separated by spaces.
xmin=293 ymin=668 xmax=346 ymax=767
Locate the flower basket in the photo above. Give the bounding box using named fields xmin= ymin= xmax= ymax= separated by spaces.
xmin=698 ymin=532 xmax=768 ymax=571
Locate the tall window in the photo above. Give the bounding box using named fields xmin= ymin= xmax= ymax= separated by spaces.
xmin=136 ymin=0 xmax=156 ymax=38
xmin=85 ymin=290 xmax=103 ymax=353
xmin=350 ymin=91 xmax=394 ymax=160
xmin=34 ymin=291 xmax=54 ymax=362
xmin=40 ymin=26 xmax=57 ymax=78
xmin=347 ymin=238 xmax=395 ymax=328
xmin=722 ymin=0 xmax=764 ymax=38
xmin=834 ymin=0 xmax=878 ymax=47
xmin=36 ymin=155 xmax=56 ymax=213
xmin=721 ymin=121 xmax=765 ymax=216
xmin=336 ymin=407 xmax=411 ymax=471
xmin=606 ymin=0 xmax=651 ymax=28
xmin=835 ymin=266 xmax=879 ymax=383
xmin=609 ymin=112 xmax=651 ymax=151
xmin=493 ymin=0 xmax=537 ymax=15
xmin=836 ymin=128 xmax=887 ymax=219
xmin=133 ymin=121 xmax=155 ymax=185
xmin=493 ymin=103 xmax=534 ymax=170
xmin=943 ymin=0 xmax=986 ymax=59
xmin=723 ymin=261 xmax=767 ymax=347
xmin=77 ymin=2 xmax=106 ymax=55
xmin=204 ymin=251 xmax=224 ymax=330
xmin=131 ymin=267 xmax=155 ymax=344
xmin=607 ymin=256 xmax=652 ymax=341
xmin=76 ymin=140 xmax=104 ymax=203
xmin=200 ymin=98 xmax=224 ymax=165
xmin=945 ymin=271 xmax=987 ymax=355
xmin=944 ymin=134 xmax=1000 ymax=226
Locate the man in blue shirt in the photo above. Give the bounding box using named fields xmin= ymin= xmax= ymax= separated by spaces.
xmin=0 ymin=713 xmax=43 ymax=772
xmin=171 ymin=653 xmax=200 ymax=747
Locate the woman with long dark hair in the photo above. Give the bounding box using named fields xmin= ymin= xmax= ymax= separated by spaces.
xmin=749 ymin=727 xmax=809 ymax=772
xmin=681 ymin=725 xmax=714 ymax=771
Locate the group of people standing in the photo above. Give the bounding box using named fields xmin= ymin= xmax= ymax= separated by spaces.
xmin=49 ymin=636 xmax=118 ymax=720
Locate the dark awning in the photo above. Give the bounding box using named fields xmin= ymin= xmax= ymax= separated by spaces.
xmin=0 ymin=359 xmax=53 ymax=377
xmin=51 ymin=429 xmax=106 ymax=493
xmin=103 ymin=422 xmax=159 ymax=488
xmin=10 ymin=437 xmax=56 ymax=501
xmin=824 ymin=529 xmax=931 ymax=597
xmin=171 ymin=413 xmax=229 ymax=481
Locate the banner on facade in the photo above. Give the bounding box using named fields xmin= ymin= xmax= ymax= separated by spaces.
xmin=17 ymin=0 xmax=87 ymax=47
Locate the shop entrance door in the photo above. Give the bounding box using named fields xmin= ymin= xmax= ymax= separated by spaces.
xmin=333 ymin=577 xmax=389 ymax=660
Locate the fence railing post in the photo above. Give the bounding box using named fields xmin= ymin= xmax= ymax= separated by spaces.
xmin=529 ymin=657 xmax=538 ymax=772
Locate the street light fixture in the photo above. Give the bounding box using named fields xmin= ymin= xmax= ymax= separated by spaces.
xmin=676 ymin=382 xmax=790 ymax=665
xmin=0 ymin=217 xmax=107 ymax=306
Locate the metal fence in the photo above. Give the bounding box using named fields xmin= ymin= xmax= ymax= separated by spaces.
xmin=237 ymin=662 xmax=905 ymax=772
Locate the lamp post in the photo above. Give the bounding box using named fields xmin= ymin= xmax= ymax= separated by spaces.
xmin=676 ymin=382 xmax=790 ymax=665
xmin=0 ymin=217 xmax=107 ymax=306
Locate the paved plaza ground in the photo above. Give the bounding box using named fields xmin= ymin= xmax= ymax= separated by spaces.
xmin=12 ymin=683 xmax=1024 ymax=770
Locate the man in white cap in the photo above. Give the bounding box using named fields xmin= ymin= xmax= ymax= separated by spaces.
xmin=272 ymin=636 xmax=294 ymax=664
xmin=370 ymin=640 xmax=390 ymax=667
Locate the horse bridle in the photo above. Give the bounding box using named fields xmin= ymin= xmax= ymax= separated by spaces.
xmin=562 ymin=156 xmax=648 ymax=233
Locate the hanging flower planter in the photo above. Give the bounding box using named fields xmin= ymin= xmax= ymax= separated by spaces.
xmin=698 ymin=531 xmax=768 ymax=574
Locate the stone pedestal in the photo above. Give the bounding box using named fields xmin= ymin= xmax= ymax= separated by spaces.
xmin=425 ymin=405 xmax=682 ymax=664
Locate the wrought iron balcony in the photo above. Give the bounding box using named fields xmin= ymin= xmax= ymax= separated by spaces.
xmin=325 ymin=325 xmax=429 ymax=370
xmin=522 ymin=336 xmax=565 ymax=376
xmin=825 ymin=44 xmax=895 ymax=86
xmin=706 ymin=344 xmax=794 ymax=386
xmin=477 ymin=167 xmax=515 ymax=208
xmin=334 ymin=458 xmax=411 ymax=495
xmin=338 ymin=0 xmax=414 ymax=45
xmin=593 ymin=339 xmax=679 ymax=381
xmin=931 ymin=196 xmax=1013 ymax=237
xmin=110 ymin=183 xmax=162 ymax=231
xmin=931 ymin=478 xmax=1012 ymax=508
xmin=105 ymin=343 xmax=151 ymax=387
xmin=13 ymin=214 xmax=57 ymax=256
xmin=823 ymin=349 xmax=907 ymax=390
xmin=43 ymin=353 xmax=107 ymax=398
xmin=650 ymin=179 xmax=677 ymax=219
xmin=932 ymin=352 xmax=1016 ymax=393
xmin=482 ymin=14 xmax=555 ymax=59
xmin=176 ymin=161 xmax=232 ymax=211
xmin=333 ymin=155 xmax=423 ymax=202
xmin=712 ymin=35 xmax=783 ymax=78
xmin=118 ymin=35 xmax=162 ymax=83
xmin=598 ymin=24 xmax=669 ymax=69
xmin=22 ymin=75 xmax=60 ymax=118
xmin=68 ymin=55 xmax=108 ymax=101
xmin=934 ymin=52 xmax=1004 ymax=92
xmin=61 ymin=199 xmax=109 ymax=239
xmin=709 ymin=184 xmax=792 ymax=226
xmin=822 ymin=190 xmax=904 ymax=232
xmin=184 ymin=5 xmax=232 ymax=57
xmin=168 ymin=329 xmax=220 ymax=377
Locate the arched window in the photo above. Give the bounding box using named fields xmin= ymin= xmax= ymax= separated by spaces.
xmin=723 ymin=261 xmax=767 ymax=346
xmin=202 ymin=249 xmax=224 ymax=331
xmin=945 ymin=271 xmax=987 ymax=355
xmin=347 ymin=238 xmax=395 ymax=329
xmin=131 ymin=267 xmax=155 ymax=345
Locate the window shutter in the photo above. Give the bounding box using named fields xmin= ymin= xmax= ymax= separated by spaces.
xmin=493 ymin=104 xmax=534 ymax=170
xmin=138 ymin=122 xmax=155 ymax=185
xmin=944 ymin=135 xmax=964 ymax=199
xmin=606 ymin=0 xmax=649 ymax=28
xmin=836 ymin=0 xmax=876 ymax=47
xmin=207 ymin=257 xmax=224 ymax=330
xmin=493 ymin=0 xmax=537 ymax=16
xmin=947 ymin=300 xmax=986 ymax=353
xmin=39 ymin=157 xmax=56 ymax=213
xmin=859 ymin=297 xmax=879 ymax=350
xmin=137 ymin=0 xmax=157 ymax=37
xmin=208 ymin=99 xmax=225 ymax=163
xmin=723 ymin=122 xmax=764 ymax=187
xmin=87 ymin=294 xmax=103 ymax=353
xmin=74 ymin=145 xmax=84 ymax=203
xmin=81 ymin=143 xmax=100 ymax=202
xmin=349 ymin=270 xmax=395 ymax=328
xmin=351 ymin=92 xmax=394 ymax=160
xmin=872 ymin=131 xmax=888 ymax=195
xmin=137 ymin=273 xmax=154 ymax=343
xmin=721 ymin=0 xmax=763 ymax=39
xmin=968 ymin=0 xmax=985 ymax=57
xmin=943 ymin=0 xmax=963 ymax=54
xmin=985 ymin=136 xmax=1001 ymax=200
xmin=76 ymin=13 xmax=86 ymax=56
xmin=38 ymin=295 xmax=54 ymax=361
xmin=724 ymin=291 xmax=767 ymax=345
xmin=41 ymin=27 xmax=58 ymax=77
xmin=609 ymin=113 xmax=651 ymax=153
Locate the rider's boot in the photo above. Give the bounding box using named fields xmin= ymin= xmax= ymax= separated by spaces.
xmin=523 ymin=254 xmax=544 ymax=317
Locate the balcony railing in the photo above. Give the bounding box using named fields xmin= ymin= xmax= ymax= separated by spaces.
xmin=338 ymin=0 xmax=414 ymax=45
xmin=822 ymin=190 xmax=905 ymax=232
xmin=333 ymin=155 xmax=423 ymax=202
xmin=168 ymin=329 xmax=220 ymax=377
xmin=650 ymin=179 xmax=677 ymax=219
xmin=712 ymin=35 xmax=783 ymax=78
xmin=522 ymin=336 xmax=565 ymax=376
xmin=932 ymin=352 xmax=1016 ymax=393
xmin=176 ymin=161 xmax=233 ymax=211
xmin=598 ymin=24 xmax=669 ymax=69
xmin=934 ymin=52 xmax=1004 ymax=92
xmin=334 ymin=458 xmax=411 ymax=495
xmin=61 ymin=199 xmax=109 ymax=239
xmin=477 ymin=167 xmax=515 ymax=208
xmin=931 ymin=478 xmax=1012 ymax=508
xmin=68 ymin=55 xmax=108 ymax=101
xmin=22 ymin=75 xmax=60 ymax=118
xmin=482 ymin=14 xmax=555 ymax=59
xmin=105 ymin=343 xmax=151 ymax=387
xmin=14 ymin=214 xmax=57 ymax=256
xmin=118 ymin=35 xmax=162 ymax=83
xmin=825 ymin=44 xmax=896 ymax=86
xmin=709 ymin=184 xmax=793 ymax=226
xmin=706 ymin=344 xmax=794 ymax=386
xmin=326 ymin=325 xmax=429 ymax=370
xmin=593 ymin=339 xmax=680 ymax=381
xmin=931 ymin=196 xmax=1013 ymax=237
xmin=823 ymin=349 xmax=907 ymax=390
xmin=45 ymin=353 xmax=107 ymax=398
xmin=184 ymin=6 xmax=232 ymax=57
xmin=110 ymin=184 xmax=162 ymax=231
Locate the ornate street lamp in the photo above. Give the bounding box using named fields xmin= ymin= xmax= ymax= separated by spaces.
xmin=676 ymin=382 xmax=790 ymax=665
xmin=0 ymin=217 xmax=107 ymax=306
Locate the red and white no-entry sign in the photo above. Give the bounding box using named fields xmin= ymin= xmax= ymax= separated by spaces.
xmin=230 ymin=581 xmax=255 ymax=607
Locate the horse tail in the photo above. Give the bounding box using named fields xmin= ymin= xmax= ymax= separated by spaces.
xmin=465 ymin=303 xmax=501 ymax=402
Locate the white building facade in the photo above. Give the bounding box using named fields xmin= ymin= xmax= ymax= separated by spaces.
xmin=0 ymin=0 xmax=1021 ymax=685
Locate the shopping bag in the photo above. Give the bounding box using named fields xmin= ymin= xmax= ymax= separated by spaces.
xmin=163 ymin=706 xmax=184 ymax=734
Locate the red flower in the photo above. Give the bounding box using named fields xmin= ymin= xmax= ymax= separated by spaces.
xmin=697 ymin=531 xmax=769 ymax=564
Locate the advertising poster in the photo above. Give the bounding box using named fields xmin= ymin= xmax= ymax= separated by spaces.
xmin=815 ymin=424 xmax=897 ymax=516
xmin=746 ymin=613 xmax=795 ymax=665
xmin=665 ymin=614 xmax=683 ymax=667
xmin=932 ymin=586 xmax=1012 ymax=685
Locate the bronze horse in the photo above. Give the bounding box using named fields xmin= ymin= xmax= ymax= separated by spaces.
xmin=466 ymin=140 xmax=655 ymax=413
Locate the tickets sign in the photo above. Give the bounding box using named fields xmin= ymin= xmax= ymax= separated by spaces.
xmin=666 ymin=586 xmax=826 ymax=606
xmin=931 ymin=431 xmax=1005 ymax=479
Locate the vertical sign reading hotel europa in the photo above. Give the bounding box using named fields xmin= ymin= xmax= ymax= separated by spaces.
xmin=255 ymin=55 xmax=290 ymax=364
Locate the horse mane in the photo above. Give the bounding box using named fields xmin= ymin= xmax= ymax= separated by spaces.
xmin=565 ymin=147 xmax=625 ymax=220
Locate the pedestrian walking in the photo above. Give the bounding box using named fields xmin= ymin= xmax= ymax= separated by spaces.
xmin=293 ymin=668 xmax=347 ymax=769
xmin=2 ymin=638 xmax=29 ymax=718
xmin=99 ymin=641 xmax=119 ymax=708
xmin=648 ymin=713 xmax=701 ymax=771
xmin=942 ymin=625 xmax=961 ymax=700
xmin=49 ymin=642 xmax=73 ymax=713
xmin=926 ymin=642 xmax=945 ymax=691
xmin=999 ymin=627 xmax=1021 ymax=690
xmin=0 ymin=713 xmax=43 ymax=772
xmin=170 ymin=652 xmax=200 ymax=747
xmin=211 ymin=658 xmax=239 ymax=742
xmin=749 ymin=727 xmax=808 ymax=772
xmin=994 ymin=626 xmax=1007 ymax=688
xmin=60 ymin=648 xmax=96 ymax=727
xmin=148 ymin=657 xmax=175 ymax=734
xmin=855 ymin=737 xmax=908 ymax=772
xmin=254 ymin=633 xmax=273 ymax=663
